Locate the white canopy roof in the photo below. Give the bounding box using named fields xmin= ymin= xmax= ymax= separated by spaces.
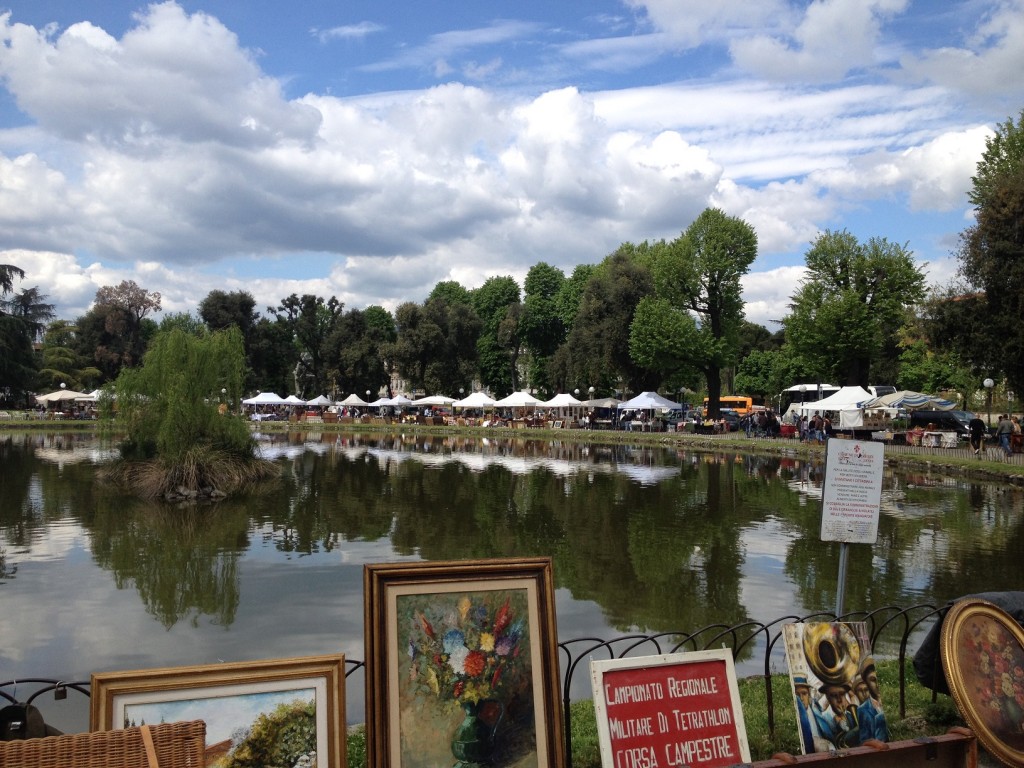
xmin=452 ymin=391 xmax=496 ymax=408
xmin=368 ymin=396 xmax=394 ymax=407
xmin=617 ymin=391 xmax=682 ymax=411
xmin=797 ymin=385 xmax=873 ymax=413
xmin=36 ymin=388 xmax=90 ymax=403
xmin=493 ymin=391 xmax=543 ymax=408
xmin=306 ymin=395 xmax=332 ymax=406
xmin=390 ymin=394 xmax=414 ymax=406
xmin=584 ymin=397 xmax=621 ymax=409
xmin=283 ymin=395 xmax=306 ymax=405
xmin=541 ymin=392 xmax=583 ymax=408
xmin=411 ymin=395 xmax=456 ymax=407
xmin=338 ymin=393 xmax=369 ymax=406
xmin=242 ymin=392 xmax=288 ymax=405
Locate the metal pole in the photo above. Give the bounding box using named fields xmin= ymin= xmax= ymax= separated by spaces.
xmin=835 ymin=542 xmax=849 ymax=617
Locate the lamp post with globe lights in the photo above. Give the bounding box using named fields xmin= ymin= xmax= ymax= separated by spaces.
xmin=984 ymin=378 xmax=994 ymax=427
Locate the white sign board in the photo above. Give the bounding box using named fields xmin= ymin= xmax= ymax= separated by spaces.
xmin=820 ymin=439 xmax=884 ymax=544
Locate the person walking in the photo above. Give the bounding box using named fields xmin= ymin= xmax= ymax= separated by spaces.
xmin=968 ymin=413 xmax=987 ymax=456
xmin=996 ymin=413 xmax=1014 ymax=458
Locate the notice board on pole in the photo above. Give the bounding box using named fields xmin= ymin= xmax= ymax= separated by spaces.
xmin=589 ymin=649 xmax=750 ymax=768
xmin=820 ymin=439 xmax=884 ymax=544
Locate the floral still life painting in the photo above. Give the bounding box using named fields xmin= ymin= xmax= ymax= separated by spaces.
xmin=941 ymin=598 xmax=1024 ymax=767
xmin=397 ymin=588 xmax=535 ymax=768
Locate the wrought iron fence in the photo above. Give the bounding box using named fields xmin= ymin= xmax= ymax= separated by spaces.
xmin=2 ymin=604 xmax=946 ymax=766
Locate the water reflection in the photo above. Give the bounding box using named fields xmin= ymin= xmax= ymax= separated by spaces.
xmin=2 ymin=431 xmax=1023 ymax=686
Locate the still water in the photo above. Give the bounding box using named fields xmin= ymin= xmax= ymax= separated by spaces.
xmin=2 ymin=430 xmax=1023 ymax=729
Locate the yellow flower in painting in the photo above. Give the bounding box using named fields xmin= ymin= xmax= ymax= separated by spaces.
xmin=479 ymin=632 xmax=495 ymax=652
xmin=427 ymin=666 xmax=439 ymax=695
xmin=458 ymin=596 xmax=471 ymax=620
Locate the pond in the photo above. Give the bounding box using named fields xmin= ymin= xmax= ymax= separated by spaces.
xmin=1 ymin=429 xmax=1022 ymax=731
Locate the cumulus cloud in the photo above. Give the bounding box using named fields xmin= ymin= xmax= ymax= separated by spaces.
xmin=899 ymin=0 xmax=1024 ymax=105
xmin=730 ymin=0 xmax=909 ymax=82
xmin=0 ymin=1 xmax=1010 ymax=332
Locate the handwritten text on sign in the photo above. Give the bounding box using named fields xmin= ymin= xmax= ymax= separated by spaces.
xmin=600 ymin=658 xmax=743 ymax=768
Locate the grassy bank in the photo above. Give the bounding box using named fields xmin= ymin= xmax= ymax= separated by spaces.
xmin=342 ymin=659 xmax=968 ymax=766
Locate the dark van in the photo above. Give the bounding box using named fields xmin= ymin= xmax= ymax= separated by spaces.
xmin=908 ymin=409 xmax=975 ymax=437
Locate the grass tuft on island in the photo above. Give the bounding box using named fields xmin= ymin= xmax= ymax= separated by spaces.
xmin=100 ymin=445 xmax=279 ymax=500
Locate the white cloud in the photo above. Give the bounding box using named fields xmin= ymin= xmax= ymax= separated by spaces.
xmin=0 ymin=0 xmax=1007 ymax=333
xmin=899 ymin=0 xmax=1024 ymax=105
xmin=313 ymin=21 xmax=385 ymax=44
xmin=730 ymin=0 xmax=909 ymax=82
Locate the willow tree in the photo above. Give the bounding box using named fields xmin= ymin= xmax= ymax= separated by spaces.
xmin=104 ymin=327 xmax=276 ymax=500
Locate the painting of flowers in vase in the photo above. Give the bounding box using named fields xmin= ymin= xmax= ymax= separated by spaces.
xmin=396 ymin=586 xmax=537 ymax=768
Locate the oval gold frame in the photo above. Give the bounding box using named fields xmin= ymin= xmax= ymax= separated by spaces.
xmin=940 ymin=598 xmax=1024 ymax=768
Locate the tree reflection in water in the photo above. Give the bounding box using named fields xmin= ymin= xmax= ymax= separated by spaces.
xmin=88 ymin=498 xmax=248 ymax=629
xmin=2 ymin=430 xmax=1024 ymax=650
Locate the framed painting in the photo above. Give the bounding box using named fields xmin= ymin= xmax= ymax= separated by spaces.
xmin=90 ymin=654 xmax=345 ymax=768
xmin=941 ymin=598 xmax=1024 ymax=768
xmin=364 ymin=557 xmax=564 ymax=768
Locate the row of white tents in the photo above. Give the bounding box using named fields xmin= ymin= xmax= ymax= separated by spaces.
xmin=241 ymin=389 xmax=689 ymax=413
xmin=790 ymin=386 xmax=957 ymax=428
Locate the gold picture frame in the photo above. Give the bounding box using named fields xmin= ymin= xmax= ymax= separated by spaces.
xmin=364 ymin=557 xmax=564 ymax=768
xmin=91 ymin=654 xmax=346 ymax=768
xmin=940 ymin=598 xmax=1024 ymax=768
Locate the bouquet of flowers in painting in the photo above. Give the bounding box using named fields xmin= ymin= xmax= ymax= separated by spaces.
xmin=397 ymin=587 xmax=535 ymax=768
xmin=782 ymin=622 xmax=890 ymax=754
xmin=405 ymin=589 xmax=531 ymax=705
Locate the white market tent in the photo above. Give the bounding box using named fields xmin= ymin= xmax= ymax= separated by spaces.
xmin=242 ymin=391 xmax=288 ymax=405
xmin=36 ymin=388 xmax=90 ymax=404
xmin=368 ymin=396 xmax=394 ymax=407
xmin=338 ymin=393 xmax=369 ymax=406
xmin=584 ymin=397 xmax=621 ymax=409
xmin=493 ymin=391 xmax=543 ymax=408
xmin=390 ymin=395 xmax=414 ymax=407
xmin=411 ymin=395 xmax=456 ymax=407
xmin=452 ymin=392 xmax=496 ymax=409
xmin=796 ymin=386 xmax=873 ymax=413
xmin=305 ymin=395 xmax=332 ymax=407
xmin=859 ymin=390 xmax=956 ymax=411
xmin=616 ymin=391 xmax=683 ymax=412
xmin=797 ymin=385 xmax=874 ymax=429
xmin=541 ymin=392 xmax=583 ymax=408
xmin=283 ymin=395 xmax=306 ymax=405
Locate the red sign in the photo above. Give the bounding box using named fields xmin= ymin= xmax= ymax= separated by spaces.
xmin=593 ymin=653 xmax=748 ymax=768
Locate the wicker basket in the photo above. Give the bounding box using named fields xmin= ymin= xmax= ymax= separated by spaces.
xmin=0 ymin=720 xmax=206 ymax=768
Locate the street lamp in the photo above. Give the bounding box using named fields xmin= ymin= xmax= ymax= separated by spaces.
xmin=588 ymin=385 xmax=595 ymax=398
xmin=984 ymin=378 xmax=995 ymax=426
xmin=799 ymin=384 xmax=806 ymax=404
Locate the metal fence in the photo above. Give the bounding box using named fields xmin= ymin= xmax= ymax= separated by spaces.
xmin=3 ymin=604 xmax=950 ymax=766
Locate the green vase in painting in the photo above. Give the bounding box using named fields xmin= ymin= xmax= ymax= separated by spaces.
xmin=451 ymin=700 xmax=503 ymax=768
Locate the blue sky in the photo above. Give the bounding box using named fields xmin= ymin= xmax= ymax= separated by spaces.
xmin=1 ymin=0 xmax=1022 ymax=328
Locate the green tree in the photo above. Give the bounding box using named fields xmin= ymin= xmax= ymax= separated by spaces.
xmin=107 ymin=327 xmax=275 ymax=498
xmin=269 ymin=294 xmax=343 ymax=397
xmin=628 ymin=296 xmax=702 ymax=389
xmin=75 ymin=280 xmax=162 ymax=382
xmin=0 ymin=264 xmax=25 ymax=296
xmin=521 ymin=263 xmax=567 ymax=394
xmin=784 ymin=231 xmax=925 ymax=387
xmin=391 ymin=296 xmax=480 ymax=395
xmin=954 ymin=109 xmax=1024 ymax=394
xmin=0 ymin=265 xmax=37 ymax=406
xmin=472 ymin=276 xmax=521 ymax=396
xmin=651 ymin=208 xmax=758 ymax=414
xmin=35 ymin=320 xmax=102 ymax=392
xmin=247 ymin=317 xmax=295 ymax=396
xmin=564 ymin=247 xmax=656 ymax=395
xmin=325 ymin=305 xmax=395 ymax=398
